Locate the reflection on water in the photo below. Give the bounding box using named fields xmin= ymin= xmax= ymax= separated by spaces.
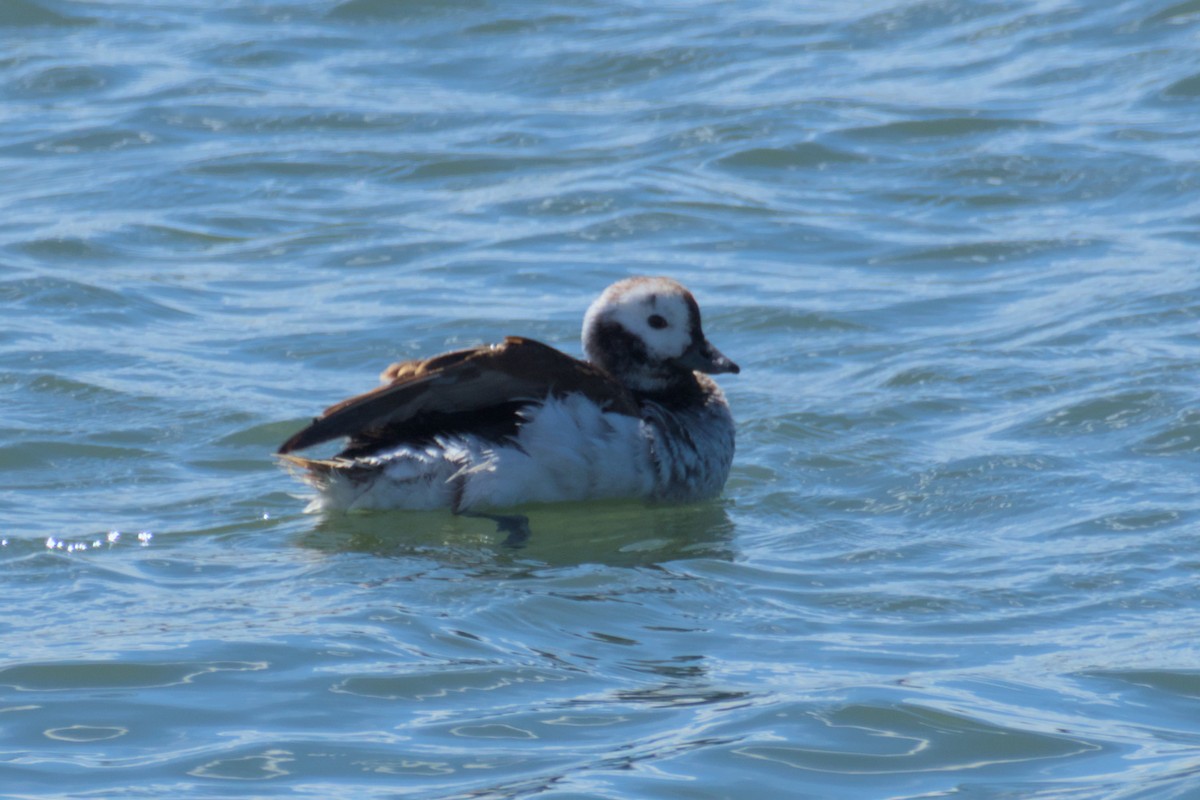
xmin=296 ymin=500 xmax=736 ymax=568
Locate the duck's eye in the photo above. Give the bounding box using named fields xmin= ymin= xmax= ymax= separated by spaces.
xmin=647 ymin=314 xmax=668 ymax=330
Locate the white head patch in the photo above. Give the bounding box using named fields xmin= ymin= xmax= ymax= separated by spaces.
xmin=579 ymin=276 xmax=718 ymax=394
xmin=582 ymin=277 xmax=698 ymax=364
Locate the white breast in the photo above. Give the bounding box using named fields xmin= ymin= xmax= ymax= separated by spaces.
xmin=455 ymin=393 xmax=656 ymax=509
xmin=309 ymin=394 xmax=654 ymax=512
xmin=303 ymin=388 xmax=735 ymax=513
xmin=642 ymin=385 xmax=737 ymax=503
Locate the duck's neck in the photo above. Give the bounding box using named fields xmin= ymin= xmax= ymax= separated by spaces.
xmin=631 ymin=371 xmax=706 ymax=411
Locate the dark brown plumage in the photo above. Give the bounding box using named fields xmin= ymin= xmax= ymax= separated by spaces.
xmin=276 ymin=336 xmax=639 ymax=458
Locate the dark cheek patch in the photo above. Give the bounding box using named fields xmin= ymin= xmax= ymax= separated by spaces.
xmin=591 ymin=319 xmax=652 ymax=373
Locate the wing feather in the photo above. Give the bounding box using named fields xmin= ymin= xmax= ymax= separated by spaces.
xmin=276 ymin=337 xmax=636 ymax=455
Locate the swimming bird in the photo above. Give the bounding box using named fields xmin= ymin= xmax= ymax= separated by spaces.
xmin=277 ymin=276 xmax=739 ymax=541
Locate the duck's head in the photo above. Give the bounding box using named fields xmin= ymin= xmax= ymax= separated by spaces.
xmin=582 ymin=276 xmax=739 ymax=394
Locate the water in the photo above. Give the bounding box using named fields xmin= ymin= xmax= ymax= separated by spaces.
xmin=2 ymin=0 xmax=1199 ymax=796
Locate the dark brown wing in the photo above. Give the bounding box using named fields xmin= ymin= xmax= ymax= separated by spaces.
xmin=276 ymin=337 xmax=637 ymax=456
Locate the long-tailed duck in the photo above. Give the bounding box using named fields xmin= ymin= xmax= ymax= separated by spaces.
xmin=277 ymin=277 xmax=739 ymax=533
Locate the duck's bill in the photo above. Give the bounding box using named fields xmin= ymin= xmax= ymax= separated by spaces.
xmin=676 ymin=339 xmax=740 ymax=375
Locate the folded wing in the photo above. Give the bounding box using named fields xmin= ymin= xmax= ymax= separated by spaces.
xmin=277 ymin=337 xmax=637 ymax=457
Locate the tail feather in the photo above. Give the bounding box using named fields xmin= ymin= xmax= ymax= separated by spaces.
xmin=275 ymin=453 xmax=377 ymax=487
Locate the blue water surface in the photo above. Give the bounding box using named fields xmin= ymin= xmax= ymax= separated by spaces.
xmin=2 ymin=1 xmax=1200 ymax=797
